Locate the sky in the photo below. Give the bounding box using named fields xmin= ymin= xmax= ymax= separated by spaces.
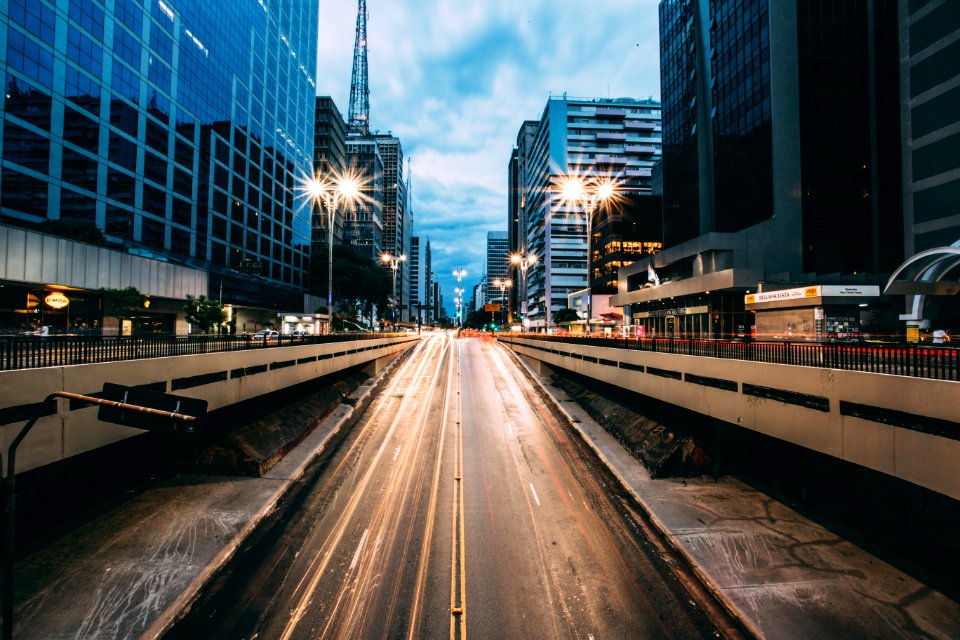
xmin=316 ymin=1 xmax=661 ymax=315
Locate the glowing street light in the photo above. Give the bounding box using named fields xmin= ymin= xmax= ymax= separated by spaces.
xmin=556 ymin=174 xmax=618 ymax=335
xmin=381 ymin=252 xmax=406 ymax=330
xmin=303 ymin=170 xmax=362 ymax=332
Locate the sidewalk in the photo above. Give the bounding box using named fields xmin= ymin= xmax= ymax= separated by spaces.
xmin=520 ymin=358 xmax=960 ymax=639
xmin=10 ymin=347 xmax=960 ymax=639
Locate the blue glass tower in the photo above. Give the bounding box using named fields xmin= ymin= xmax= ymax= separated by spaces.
xmin=0 ymin=0 xmax=318 ymax=309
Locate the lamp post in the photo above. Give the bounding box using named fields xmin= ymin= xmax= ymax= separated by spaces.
xmin=381 ymin=252 xmax=406 ymax=330
xmin=558 ymin=175 xmax=616 ymax=336
xmin=510 ymin=252 xmax=537 ymax=332
xmin=306 ymin=172 xmax=360 ymax=333
xmin=492 ymin=278 xmax=512 ymax=327
xmin=452 ymin=267 xmax=467 ymax=329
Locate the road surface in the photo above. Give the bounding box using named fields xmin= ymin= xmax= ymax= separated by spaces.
xmin=167 ymin=332 xmax=728 ymax=639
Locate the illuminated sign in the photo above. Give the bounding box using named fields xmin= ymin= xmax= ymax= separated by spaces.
xmin=26 ymin=292 xmax=39 ymax=309
xmin=746 ymin=285 xmax=879 ymax=305
xmin=44 ymin=292 xmax=70 ymax=309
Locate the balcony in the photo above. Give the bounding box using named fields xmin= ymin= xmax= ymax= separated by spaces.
xmin=596 ymin=131 xmax=627 ymax=142
xmin=595 ymin=154 xmax=629 ymax=165
xmin=625 ymin=144 xmax=658 ymax=154
xmin=595 ymin=108 xmax=626 ymax=119
xmin=625 ymin=120 xmax=657 ymax=131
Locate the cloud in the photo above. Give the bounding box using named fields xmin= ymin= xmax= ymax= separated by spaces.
xmin=318 ymin=0 xmax=661 ymax=314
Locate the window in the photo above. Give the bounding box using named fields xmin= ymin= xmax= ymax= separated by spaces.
xmin=3 ymin=121 xmax=49 ymax=172
xmin=69 ymin=0 xmax=105 ymax=39
xmin=1 ymin=167 xmax=48 ymax=217
xmin=6 ymin=28 xmax=54 ymax=86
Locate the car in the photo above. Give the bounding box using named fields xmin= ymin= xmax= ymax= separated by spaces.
xmin=251 ymin=329 xmax=279 ymax=341
xmin=291 ymin=330 xmax=310 ymax=337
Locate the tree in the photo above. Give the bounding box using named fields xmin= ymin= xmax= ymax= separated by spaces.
xmin=183 ymin=295 xmax=226 ymax=333
xmin=100 ymin=287 xmax=143 ymax=320
xmin=310 ymin=244 xmax=391 ymax=326
xmin=553 ymin=307 xmax=581 ymax=325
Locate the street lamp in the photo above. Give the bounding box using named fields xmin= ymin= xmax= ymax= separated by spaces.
xmin=492 ymin=278 xmax=512 ymax=327
xmin=453 ymin=268 xmax=467 ymax=329
xmin=557 ymin=175 xmax=617 ymax=335
xmin=305 ymin=171 xmax=360 ymax=333
xmin=381 ymin=252 xmax=406 ymax=330
xmin=510 ymin=252 xmax=537 ymax=332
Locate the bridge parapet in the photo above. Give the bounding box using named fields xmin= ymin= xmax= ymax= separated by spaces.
xmin=499 ymin=335 xmax=960 ymax=500
xmin=0 ymin=336 xmax=418 ymax=474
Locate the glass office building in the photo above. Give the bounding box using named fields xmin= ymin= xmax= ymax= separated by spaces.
xmin=0 ymin=0 xmax=318 ymax=310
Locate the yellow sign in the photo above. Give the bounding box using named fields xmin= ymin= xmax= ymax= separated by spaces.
xmin=483 ymin=303 xmax=501 ymax=312
xmin=44 ymin=292 xmax=70 ymax=309
xmin=26 ymin=292 xmax=39 ymax=309
xmin=906 ymin=327 xmax=920 ymax=343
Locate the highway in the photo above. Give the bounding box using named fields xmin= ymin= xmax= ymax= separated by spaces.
xmin=168 ymin=332 xmax=728 ymax=639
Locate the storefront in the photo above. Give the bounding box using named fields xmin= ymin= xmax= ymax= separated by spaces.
xmin=629 ymin=291 xmax=753 ymax=340
xmin=0 ymin=283 xmax=102 ymax=335
xmin=745 ymin=285 xmax=880 ymax=342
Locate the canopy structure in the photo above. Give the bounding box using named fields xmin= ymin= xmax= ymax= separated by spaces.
xmin=884 ymin=243 xmax=960 ymax=321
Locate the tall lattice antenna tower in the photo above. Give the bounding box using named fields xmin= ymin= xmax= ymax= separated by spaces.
xmin=348 ymin=0 xmax=370 ymax=132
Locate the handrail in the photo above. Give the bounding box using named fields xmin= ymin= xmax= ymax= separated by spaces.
xmin=499 ymin=334 xmax=959 ymax=382
xmin=0 ymin=333 xmax=413 ymax=371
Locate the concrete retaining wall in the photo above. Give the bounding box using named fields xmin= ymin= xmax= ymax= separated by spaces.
xmin=0 ymin=336 xmax=418 ymax=474
xmin=500 ymin=336 xmax=960 ymax=500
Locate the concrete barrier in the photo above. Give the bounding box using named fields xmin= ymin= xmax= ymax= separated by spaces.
xmin=499 ymin=336 xmax=960 ymax=500
xmin=0 ymin=336 xmax=418 ymax=474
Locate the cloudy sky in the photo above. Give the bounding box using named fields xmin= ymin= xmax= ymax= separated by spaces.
xmin=316 ymin=1 xmax=661 ymax=314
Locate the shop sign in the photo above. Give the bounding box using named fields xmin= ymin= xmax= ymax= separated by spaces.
xmin=746 ymin=284 xmax=880 ymax=305
xmin=745 ymin=286 xmax=819 ymax=305
xmin=26 ymin=292 xmax=39 ymax=309
xmin=820 ymin=285 xmax=879 ymax=297
xmin=44 ymin=292 xmax=70 ymax=309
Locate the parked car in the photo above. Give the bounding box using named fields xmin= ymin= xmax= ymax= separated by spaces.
xmin=251 ymin=329 xmax=279 ymax=341
xmin=291 ymin=330 xmax=310 ymax=337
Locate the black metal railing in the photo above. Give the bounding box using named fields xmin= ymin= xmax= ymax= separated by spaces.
xmin=0 ymin=333 xmax=411 ymax=371
xmin=501 ymin=334 xmax=960 ymax=382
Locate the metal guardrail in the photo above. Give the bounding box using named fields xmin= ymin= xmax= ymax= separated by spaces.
xmin=0 ymin=333 xmax=410 ymax=371
xmin=501 ymin=335 xmax=960 ymax=382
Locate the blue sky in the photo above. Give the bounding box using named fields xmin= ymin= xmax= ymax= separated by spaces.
xmin=316 ymin=1 xmax=661 ymax=314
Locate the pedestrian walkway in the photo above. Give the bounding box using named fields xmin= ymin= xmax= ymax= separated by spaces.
xmin=9 ymin=342 xmax=960 ymax=639
xmin=518 ymin=357 xmax=960 ymax=639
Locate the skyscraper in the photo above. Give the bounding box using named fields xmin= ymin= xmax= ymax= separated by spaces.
xmin=372 ymin=134 xmax=409 ymax=321
xmin=0 ymin=0 xmax=319 ymax=333
xmin=518 ymin=96 xmax=662 ymax=331
xmin=613 ymin=1 xmax=903 ymax=341
xmin=484 ymin=230 xmax=509 ymax=306
xmin=313 ymin=96 xmax=347 ymax=248
xmin=410 ymin=236 xmax=433 ymax=325
xmin=508 ymin=120 xmax=538 ymax=319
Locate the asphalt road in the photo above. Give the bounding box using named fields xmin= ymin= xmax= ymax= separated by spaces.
xmin=167 ymin=332 xmax=724 ymax=639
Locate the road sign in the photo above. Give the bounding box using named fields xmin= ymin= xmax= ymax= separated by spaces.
xmin=484 ymin=303 xmax=501 ymax=312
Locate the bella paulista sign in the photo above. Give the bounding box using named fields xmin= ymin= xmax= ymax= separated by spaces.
xmin=745 ymin=285 xmax=879 ymax=305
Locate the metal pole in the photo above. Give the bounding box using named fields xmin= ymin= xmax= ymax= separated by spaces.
xmin=326 ymin=196 xmax=335 ymax=334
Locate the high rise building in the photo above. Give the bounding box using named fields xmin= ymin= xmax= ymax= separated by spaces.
xmin=613 ymin=0 xmax=903 ymax=340
xmin=508 ymin=120 xmax=538 ymax=317
xmin=372 ymin=134 xmax=409 ymax=321
xmin=344 ymin=133 xmax=383 ymax=258
xmin=518 ymin=96 xmax=662 ymax=330
xmin=410 ymin=236 xmax=433 ymax=325
xmin=885 ymin=0 xmax=960 ymax=333
xmin=0 ymin=0 xmax=319 ymax=333
xmin=484 ymin=230 xmax=509 ymax=305
xmin=313 ymin=96 xmax=347 ymax=248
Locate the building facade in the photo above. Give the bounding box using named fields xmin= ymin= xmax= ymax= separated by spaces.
xmin=343 ymin=132 xmax=383 ymax=259
xmin=612 ymin=0 xmax=903 ymax=341
xmin=410 ymin=235 xmax=433 ymax=325
xmin=508 ymin=120 xmax=538 ymax=317
xmin=484 ymin=230 xmax=509 ymax=307
xmin=0 ymin=0 xmax=319 ymax=333
xmin=313 ymin=96 xmax=347 ymax=248
xmin=371 ymin=133 xmax=409 ymax=321
xmin=518 ymin=96 xmax=662 ymax=331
